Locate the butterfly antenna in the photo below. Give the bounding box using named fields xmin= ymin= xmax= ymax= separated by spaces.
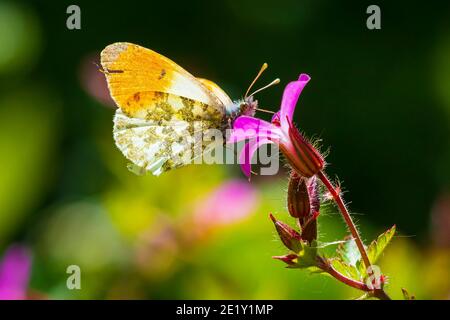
xmin=255 ymin=107 xmax=275 ymax=115
xmin=244 ymin=63 xmax=268 ymax=99
xmin=248 ymin=78 xmax=280 ymax=97
xmin=93 ymin=62 xmax=108 ymax=74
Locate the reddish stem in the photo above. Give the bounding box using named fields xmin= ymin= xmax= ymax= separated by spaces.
xmin=316 ymin=170 xmax=391 ymax=300
xmin=317 ymin=171 xmax=371 ymax=269
xmin=317 ymin=257 xmax=391 ymax=299
xmin=373 ymin=289 xmax=391 ymax=300
xmin=321 ymin=261 xmax=368 ymax=291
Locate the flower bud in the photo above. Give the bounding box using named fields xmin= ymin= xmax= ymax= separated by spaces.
xmin=287 ymin=173 xmax=320 ymax=243
xmin=307 ymin=175 xmax=320 ymax=213
xmin=272 ymin=254 xmax=298 ymax=266
xmin=269 ymin=214 xmax=302 ymax=252
xmin=302 ymin=176 xmax=320 ymax=242
xmin=301 ymin=215 xmax=318 ymax=244
xmin=287 ymin=172 xmax=310 ymax=219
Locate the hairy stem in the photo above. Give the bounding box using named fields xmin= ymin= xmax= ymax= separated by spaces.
xmin=317 ymin=170 xmax=371 ymax=269
xmin=317 ymin=257 xmax=392 ymax=300
xmin=316 ymin=171 xmax=392 ymax=300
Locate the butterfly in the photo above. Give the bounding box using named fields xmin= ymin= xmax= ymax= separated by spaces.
xmin=100 ymin=42 xmax=279 ymax=176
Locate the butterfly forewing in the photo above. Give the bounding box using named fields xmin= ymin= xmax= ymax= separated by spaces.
xmin=101 ymin=42 xmax=225 ymax=115
xmin=197 ymin=78 xmax=233 ymax=108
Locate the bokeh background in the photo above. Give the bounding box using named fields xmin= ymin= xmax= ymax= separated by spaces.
xmin=0 ymin=0 xmax=449 ymax=299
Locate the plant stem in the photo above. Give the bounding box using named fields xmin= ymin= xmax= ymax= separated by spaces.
xmin=373 ymin=289 xmax=391 ymax=300
xmin=319 ymin=261 xmax=392 ymax=300
xmin=317 ymin=170 xmax=371 ymax=269
xmin=318 ymin=257 xmax=392 ymax=300
xmin=319 ymin=259 xmax=368 ymax=291
xmin=316 ymin=170 xmax=391 ymax=300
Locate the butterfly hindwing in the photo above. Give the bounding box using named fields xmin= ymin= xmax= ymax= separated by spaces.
xmin=113 ymin=92 xmax=224 ymax=176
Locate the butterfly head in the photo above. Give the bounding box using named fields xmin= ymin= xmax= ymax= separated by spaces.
xmin=239 ymin=95 xmax=258 ymax=117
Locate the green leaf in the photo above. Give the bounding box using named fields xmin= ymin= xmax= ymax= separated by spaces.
xmin=367 ymin=225 xmax=396 ymax=264
xmin=336 ymin=237 xmax=361 ymax=267
xmin=330 ymin=258 xmax=362 ymax=282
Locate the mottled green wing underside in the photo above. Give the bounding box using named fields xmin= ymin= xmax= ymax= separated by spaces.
xmin=113 ymin=92 xmax=225 ymax=176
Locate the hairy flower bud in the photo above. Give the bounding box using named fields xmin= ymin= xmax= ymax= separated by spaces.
xmin=287 ymin=173 xmax=320 ymax=243
xmin=287 ymin=172 xmax=310 ymax=219
xmin=307 ymin=175 xmax=320 ymax=214
xmin=269 ymin=214 xmax=302 ymax=252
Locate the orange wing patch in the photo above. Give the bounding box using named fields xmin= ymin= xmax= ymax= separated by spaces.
xmin=100 ymin=42 xmax=223 ymax=116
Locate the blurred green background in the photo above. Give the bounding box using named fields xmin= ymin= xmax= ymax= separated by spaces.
xmin=0 ymin=0 xmax=449 ymax=299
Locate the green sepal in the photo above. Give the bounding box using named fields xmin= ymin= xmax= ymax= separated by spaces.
xmin=287 ymin=240 xmax=319 ymax=269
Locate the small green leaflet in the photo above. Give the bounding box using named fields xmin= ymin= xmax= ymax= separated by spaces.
xmin=330 ymin=258 xmax=361 ymax=282
xmin=337 ymin=236 xmax=361 ymax=266
xmin=335 ymin=225 xmax=396 ymax=278
xmin=367 ymin=225 xmax=396 ymax=264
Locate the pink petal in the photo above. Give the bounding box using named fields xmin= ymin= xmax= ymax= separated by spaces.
xmin=228 ymin=116 xmax=281 ymax=143
xmin=0 ymin=245 xmax=32 ymax=300
xmin=280 ymin=74 xmax=311 ymax=128
xmin=239 ymin=137 xmax=274 ymax=178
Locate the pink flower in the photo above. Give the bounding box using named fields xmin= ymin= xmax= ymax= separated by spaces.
xmin=228 ymin=74 xmax=324 ymax=178
xmin=0 ymin=245 xmax=32 ymax=300
xmin=194 ymin=180 xmax=258 ymax=228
